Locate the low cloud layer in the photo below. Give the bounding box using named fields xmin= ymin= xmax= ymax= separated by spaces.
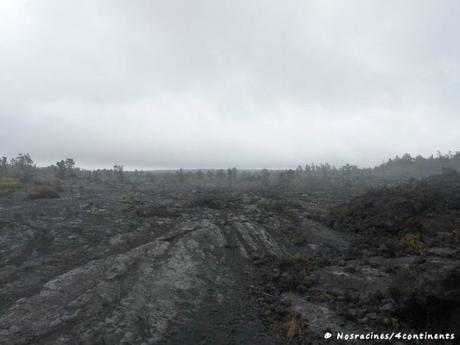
xmin=1 ymin=0 xmax=459 ymax=169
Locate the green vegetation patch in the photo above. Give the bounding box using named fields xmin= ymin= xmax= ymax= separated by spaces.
xmin=290 ymin=253 xmax=303 ymax=264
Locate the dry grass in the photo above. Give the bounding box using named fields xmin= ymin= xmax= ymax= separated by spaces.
xmin=26 ymin=185 xmax=60 ymax=199
xmin=382 ymin=317 xmax=399 ymax=329
xmin=452 ymin=228 xmax=460 ymax=242
xmin=0 ymin=177 xmax=23 ymax=190
xmin=286 ymin=310 xmax=303 ymax=337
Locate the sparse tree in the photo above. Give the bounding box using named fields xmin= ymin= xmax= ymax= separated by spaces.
xmin=260 ymin=169 xmax=270 ymax=187
xmin=216 ymin=169 xmax=225 ymax=185
xmin=0 ymin=156 xmax=8 ymax=177
xmin=113 ymin=165 xmax=124 ymax=184
xmin=226 ymin=167 xmax=238 ymax=185
xmin=146 ymin=172 xmax=155 ymax=183
xmin=56 ymin=158 xmax=76 ymax=179
xmin=10 ymin=153 xmax=35 ymax=182
xmin=195 ymin=170 xmax=204 ymax=181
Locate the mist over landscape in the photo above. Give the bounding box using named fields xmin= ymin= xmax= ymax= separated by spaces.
xmin=2 ymin=0 xmax=460 ymax=168
xmin=1 ymin=1 xmax=460 ymax=345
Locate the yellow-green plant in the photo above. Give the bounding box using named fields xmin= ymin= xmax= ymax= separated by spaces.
xmin=256 ymin=197 xmax=271 ymax=209
xmin=119 ymin=194 xmax=135 ymax=204
xmin=400 ymin=233 xmax=425 ymax=255
xmin=0 ymin=177 xmax=23 ymax=190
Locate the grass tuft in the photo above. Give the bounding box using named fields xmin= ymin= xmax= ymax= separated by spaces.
xmin=286 ymin=310 xmax=303 ymax=337
xmin=0 ymin=178 xmax=23 ymax=190
xmin=26 ymin=185 xmax=60 ymax=199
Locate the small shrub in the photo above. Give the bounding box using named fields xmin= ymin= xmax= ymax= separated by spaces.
xmin=0 ymin=178 xmax=23 ymax=190
xmin=257 ymin=197 xmax=272 ymax=209
xmin=276 ymin=257 xmax=311 ymax=291
xmin=318 ymin=201 xmax=330 ymax=210
xmin=399 ymin=233 xmax=425 ymax=255
xmin=120 ymin=194 xmax=135 ymax=204
xmin=290 ymin=253 xmax=303 ymax=264
xmin=307 ymin=289 xmax=333 ymax=303
xmin=382 ymin=317 xmax=399 ymax=329
xmin=26 ymin=185 xmax=60 ymax=199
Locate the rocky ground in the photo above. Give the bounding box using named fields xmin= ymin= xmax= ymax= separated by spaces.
xmin=0 ymin=175 xmax=459 ymax=344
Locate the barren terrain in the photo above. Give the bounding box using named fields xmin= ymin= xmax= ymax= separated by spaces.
xmin=1 ymin=175 xmax=459 ymax=344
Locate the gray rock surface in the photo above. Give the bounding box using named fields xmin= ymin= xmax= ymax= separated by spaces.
xmin=1 ymin=179 xmax=459 ymax=344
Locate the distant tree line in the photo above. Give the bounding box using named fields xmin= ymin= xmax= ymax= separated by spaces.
xmin=373 ymin=151 xmax=460 ymax=178
xmin=0 ymin=154 xmax=36 ymax=182
xmin=0 ymin=154 xmax=78 ymax=183
xmin=1 ymin=151 xmax=459 ymax=190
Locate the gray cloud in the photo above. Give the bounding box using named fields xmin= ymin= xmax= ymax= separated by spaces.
xmin=1 ymin=0 xmax=459 ymax=169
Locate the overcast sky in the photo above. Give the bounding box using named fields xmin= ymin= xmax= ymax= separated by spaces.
xmin=1 ymin=0 xmax=459 ymax=169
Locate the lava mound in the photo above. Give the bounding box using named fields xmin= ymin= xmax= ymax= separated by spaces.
xmin=329 ymin=172 xmax=460 ymax=236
